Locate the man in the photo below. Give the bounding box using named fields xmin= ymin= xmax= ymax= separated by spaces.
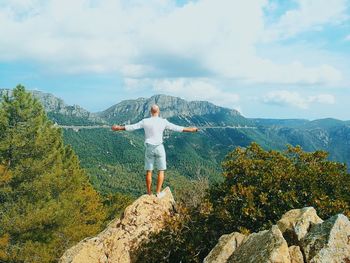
xmin=111 ymin=104 xmax=198 ymax=198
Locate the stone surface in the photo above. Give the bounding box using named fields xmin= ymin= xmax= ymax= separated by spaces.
xmin=228 ymin=225 xmax=291 ymax=263
xmin=203 ymin=232 xmax=247 ymax=263
xmin=301 ymin=214 xmax=350 ymax=263
xmin=59 ymin=187 xmax=175 ymax=263
xmin=289 ymin=246 xmax=304 ymax=263
xmin=277 ymin=207 xmax=323 ymax=244
xmin=204 ymin=208 xmax=350 ymax=263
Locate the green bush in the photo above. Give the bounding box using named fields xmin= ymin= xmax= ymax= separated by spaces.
xmin=211 ymin=142 xmax=350 ymax=233
xmin=136 ymin=142 xmax=350 ymax=262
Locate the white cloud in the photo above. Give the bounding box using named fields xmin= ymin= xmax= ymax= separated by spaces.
xmin=121 ymin=64 xmax=155 ymax=78
xmin=263 ymin=0 xmax=348 ymax=41
xmin=0 ymin=0 xmax=344 ymax=86
xmin=124 ymin=77 xmax=240 ymax=109
xmin=243 ymin=60 xmax=342 ymax=84
xmin=345 ymin=34 xmax=350 ymax=41
xmin=262 ymin=90 xmax=336 ymax=109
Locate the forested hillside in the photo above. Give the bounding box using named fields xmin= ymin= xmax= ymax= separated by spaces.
xmin=1 ymin=88 xmax=349 ymax=197
xmin=61 ymin=95 xmax=350 ymax=196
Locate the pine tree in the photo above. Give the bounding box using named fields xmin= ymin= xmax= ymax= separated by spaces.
xmin=0 ymin=85 xmax=106 ymax=262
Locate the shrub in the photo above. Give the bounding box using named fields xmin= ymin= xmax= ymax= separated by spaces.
xmin=210 ymin=142 xmax=350 ymax=234
xmin=135 ymin=142 xmax=350 ymax=262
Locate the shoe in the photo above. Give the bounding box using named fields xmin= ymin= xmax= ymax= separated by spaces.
xmin=156 ymin=191 xmax=166 ymax=199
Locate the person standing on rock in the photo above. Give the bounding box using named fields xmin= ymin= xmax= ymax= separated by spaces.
xmin=111 ymin=104 xmax=198 ymax=198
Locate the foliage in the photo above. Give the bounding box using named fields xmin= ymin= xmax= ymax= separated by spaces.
xmin=0 ymin=85 xmax=107 ymax=262
xmin=211 ymin=142 xmax=350 ymax=233
xmin=102 ymin=192 xmax=134 ymax=221
xmin=135 ymin=142 xmax=350 ymax=262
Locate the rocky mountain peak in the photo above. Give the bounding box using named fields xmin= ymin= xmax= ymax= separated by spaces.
xmin=98 ymin=94 xmax=242 ymax=124
xmin=59 ymin=187 xmax=175 ymax=263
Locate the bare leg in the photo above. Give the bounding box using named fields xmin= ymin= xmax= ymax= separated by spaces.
xmin=146 ymin=170 xmax=152 ymax=195
xmin=156 ymin=170 xmax=165 ymax=194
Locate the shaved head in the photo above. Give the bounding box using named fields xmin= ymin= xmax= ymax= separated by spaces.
xmin=150 ymin=104 xmax=160 ymax=116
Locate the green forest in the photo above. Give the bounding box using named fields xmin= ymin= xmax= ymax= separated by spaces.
xmin=1 ymin=86 xmax=349 ymax=262
xmin=0 ymin=86 xmax=132 ymax=262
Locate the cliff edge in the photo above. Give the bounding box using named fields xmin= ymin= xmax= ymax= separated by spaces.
xmin=59 ymin=187 xmax=175 ymax=263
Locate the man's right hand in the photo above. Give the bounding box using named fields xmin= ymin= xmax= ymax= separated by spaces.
xmin=111 ymin=125 xmax=124 ymax=131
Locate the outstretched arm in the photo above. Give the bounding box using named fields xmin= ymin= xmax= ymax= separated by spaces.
xmin=183 ymin=127 xmax=199 ymax=132
xmin=112 ymin=120 xmax=144 ymax=131
xmin=165 ymin=120 xmax=198 ymax=133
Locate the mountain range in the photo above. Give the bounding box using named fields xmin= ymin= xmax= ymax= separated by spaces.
xmin=1 ymin=88 xmax=349 ymax=195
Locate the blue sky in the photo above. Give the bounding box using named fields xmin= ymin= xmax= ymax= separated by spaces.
xmin=0 ymin=0 xmax=349 ymax=120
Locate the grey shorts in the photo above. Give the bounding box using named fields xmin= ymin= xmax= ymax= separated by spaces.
xmin=144 ymin=143 xmax=166 ymax=171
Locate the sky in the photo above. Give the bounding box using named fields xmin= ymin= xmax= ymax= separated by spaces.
xmin=0 ymin=0 xmax=349 ymax=120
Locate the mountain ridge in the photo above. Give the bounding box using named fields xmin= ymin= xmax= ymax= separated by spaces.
xmin=96 ymin=94 xmax=243 ymax=125
xmin=1 ymin=88 xmax=350 ymax=193
xmin=0 ymin=88 xmax=105 ymax=125
xmin=1 ymin=88 xmax=348 ymax=125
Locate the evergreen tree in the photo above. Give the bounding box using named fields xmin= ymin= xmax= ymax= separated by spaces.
xmin=0 ymin=85 xmax=106 ymax=262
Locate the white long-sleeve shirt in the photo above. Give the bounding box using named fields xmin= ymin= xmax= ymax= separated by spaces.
xmin=125 ymin=116 xmax=184 ymax=145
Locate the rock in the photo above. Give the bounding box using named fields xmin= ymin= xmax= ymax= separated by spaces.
xmin=228 ymin=225 xmax=291 ymax=263
xmin=59 ymin=187 xmax=175 ymax=263
xmin=203 ymin=232 xmax=247 ymax=263
xmin=301 ymin=214 xmax=350 ymax=263
xmin=205 ymin=208 xmax=350 ymax=263
xmin=289 ymin=246 xmax=304 ymax=263
xmin=58 ymin=238 xmax=108 ymax=263
xmin=277 ymin=207 xmax=323 ymax=244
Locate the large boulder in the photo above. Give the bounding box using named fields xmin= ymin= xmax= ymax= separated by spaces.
xmin=204 ymin=207 xmax=350 ymax=263
xmin=288 ymin=246 xmax=304 ymax=263
xmin=277 ymin=207 xmax=323 ymax=244
xmin=203 ymin=232 xmax=247 ymax=263
xmin=59 ymin=187 xmax=175 ymax=263
xmin=301 ymin=214 xmax=350 ymax=263
xmin=227 ymin=225 xmax=291 ymax=263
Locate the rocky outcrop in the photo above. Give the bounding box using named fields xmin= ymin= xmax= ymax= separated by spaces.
xmin=228 ymin=225 xmax=290 ymax=263
xmin=203 ymin=232 xmax=247 ymax=263
xmin=289 ymin=246 xmax=304 ymax=263
xmin=277 ymin=207 xmax=323 ymax=244
xmin=59 ymin=187 xmax=175 ymax=263
xmin=301 ymin=214 xmax=350 ymax=263
xmin=205 ymin=208 xmax=350 ymax=263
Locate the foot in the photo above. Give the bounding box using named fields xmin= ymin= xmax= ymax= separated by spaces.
xmin=156 ymin=191 xmax=166 ymax=199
